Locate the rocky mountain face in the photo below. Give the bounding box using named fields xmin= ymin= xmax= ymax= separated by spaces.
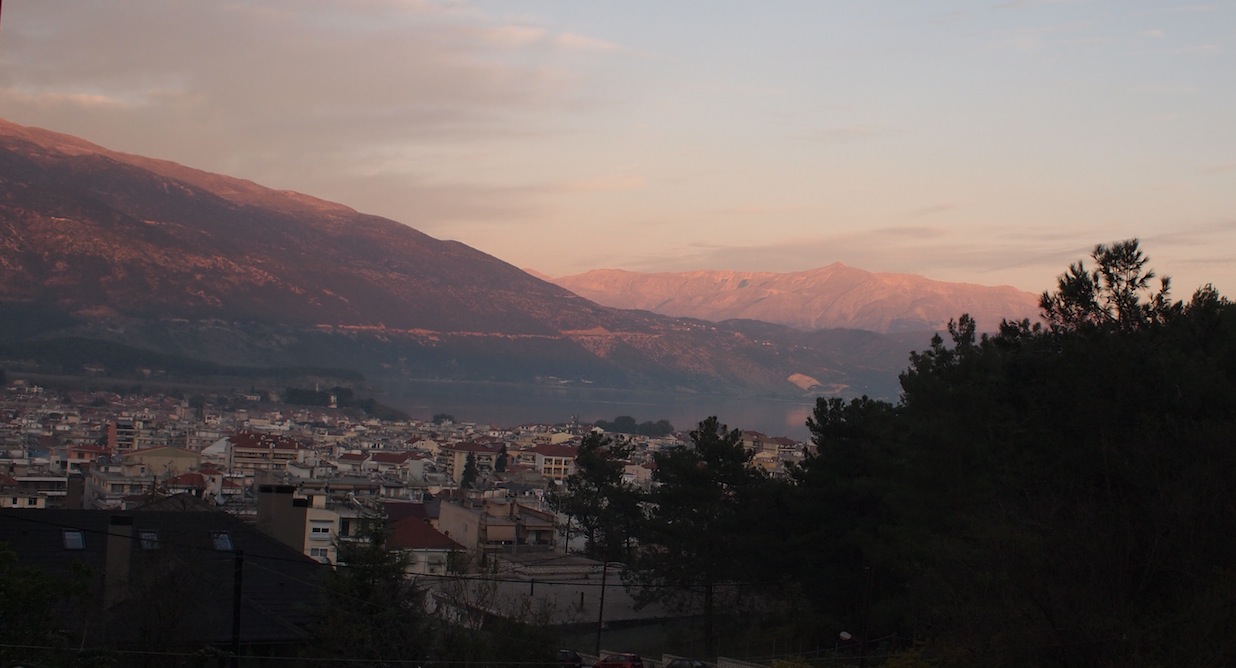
xmin=549 ymin=266 xmax=1040 ymax=334
xmin=0 ymin=118 xmax=928 ymax=399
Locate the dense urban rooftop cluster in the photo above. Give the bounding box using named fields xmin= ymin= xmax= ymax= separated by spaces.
xmin=0 ymin=379 xmax=807 ymax=563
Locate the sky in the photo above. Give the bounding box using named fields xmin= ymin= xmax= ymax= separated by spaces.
xmin=0 ymin=0 xmax=1233 ymax=296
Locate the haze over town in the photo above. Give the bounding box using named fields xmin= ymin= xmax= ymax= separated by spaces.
xmin=1 ymin=0 xmax=1233 ymax=295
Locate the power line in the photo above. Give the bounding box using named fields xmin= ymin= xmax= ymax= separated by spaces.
xmin=0 ymin=642 xmax=618 ymax=666
xmin=2 ymin=510 xmax=823 ymax=590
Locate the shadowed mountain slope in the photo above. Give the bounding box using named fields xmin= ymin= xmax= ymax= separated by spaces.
xmin=0 ymin=119 xmax=933 ymax=398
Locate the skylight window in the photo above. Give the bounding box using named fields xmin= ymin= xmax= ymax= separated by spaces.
xmin=63 ymin=529 xmax=85 ymax=550
xmin=211 ymin=531 xmax=234 ymax=551
xmin=139 ymin=530 xmax=160 ymax=550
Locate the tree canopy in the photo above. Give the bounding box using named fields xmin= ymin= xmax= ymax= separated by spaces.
xmin=495 ymin=444 xmax=509 ymax=473
xmin=461 ymin=451 xmax=480 ymax=488
xmin=769 ymin=239 xmax=1236 ymax=665
xmin=594 ymin=415 xmax=675 ymax=437
xmin=305 ymin=525 xmax=430 ymax=666
xmin=1039 ymin=238 xmax=1179 ymax=331
xmin=0 ymin=544 xmax=90 ymax=667
xmin=629 ymin=417 xmax=768 ymax=657
xmin=547 ymin=432 xmax=637 ymax=562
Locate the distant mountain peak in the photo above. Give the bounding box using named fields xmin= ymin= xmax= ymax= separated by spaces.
xmin=548 ymin=265 xmax=1039 ymax=334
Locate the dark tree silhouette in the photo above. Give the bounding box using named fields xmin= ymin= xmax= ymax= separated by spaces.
xmin=547 ymin=432 xmax=635 ymax=561
xmin=630 ymin=416 xmax=766 ymax=656
xmin=781 ymin=240 xmax=1236 ymax=666
xmin=461 ymin=451 xmax=479 ymax=488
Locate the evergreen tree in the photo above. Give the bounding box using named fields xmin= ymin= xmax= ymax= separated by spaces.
xmin=780 ymin=395 xmax=906 ymax=642
xmin=305 ymin=526 xmax=429 ymax=666
xmin=630 ymin=417 xmax=766 ymax=656
xmin=547 ymin=432 xmax=635 ymax=561
xmin=801 ymin=240 xmax=1236 ymax=665
xmin=0 ymin=545 xmax=90 ymax=667
xmin=461 ymin=451 xmax=479 ymax=488
xmin=1039 ymin=238 xmax=1178 ymax=331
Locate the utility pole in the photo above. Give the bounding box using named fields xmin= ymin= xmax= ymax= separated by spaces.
xmin=595 ymin=563 xmax=610 ymax=656
xmin=232 ymin=549 xmax=244 ymax=668
xmin=859 ymin=566 xmax=872 ymax=668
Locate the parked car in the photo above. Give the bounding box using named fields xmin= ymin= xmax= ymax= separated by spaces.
xmin=593 ymin=653 xmax=644 ymax=668
xmin=664 ymin=659 xmax=708 ymax=668
xmin=558 ymin=650 xmax=584 ymax=668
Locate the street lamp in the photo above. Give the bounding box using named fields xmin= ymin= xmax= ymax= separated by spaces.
xmin=838 ymin=631 xmax=866 ymax=668
xmin=837 ymin=566 xmax=874 ymax=666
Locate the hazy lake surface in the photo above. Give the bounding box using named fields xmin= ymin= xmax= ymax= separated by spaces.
xmin=385 ymin=381 xmax=817 ymax=441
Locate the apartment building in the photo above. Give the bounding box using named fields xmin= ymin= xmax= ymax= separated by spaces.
xmin=523 ymin=443 xmax=578 ymax=483
xmin=439 ymin=441 xmax=502 ymax=483
xmin=223 ymin=431 xmax=308 ymax=473
xmin=437 ymin=497 xmax=556 ymax=557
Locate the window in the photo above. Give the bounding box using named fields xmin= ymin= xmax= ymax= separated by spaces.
xmin=211 ymin=532 xmax=234 ymax=551
xmin=310 ymin=521 xmax=332 ymax=539
xmin=139 ymin=530 xmax=160 ymax=550
xmin=309 ymin=547 xmax=329 ymax=557
xmin=63 ymin=529 xmax=85 ymax=550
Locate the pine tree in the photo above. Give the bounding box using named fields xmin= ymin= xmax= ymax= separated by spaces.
xmin=630 ymin=417 xmax=766 ymax=656
xmin=461 ymin=451 xmax=479 ymax=488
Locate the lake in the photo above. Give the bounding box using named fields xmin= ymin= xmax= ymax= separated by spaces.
xmin=384 ymin=380 xmax=819 ymax=441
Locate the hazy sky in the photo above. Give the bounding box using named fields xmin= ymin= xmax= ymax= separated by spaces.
xmin=1 ymin=1 xmax=1233 ymax=295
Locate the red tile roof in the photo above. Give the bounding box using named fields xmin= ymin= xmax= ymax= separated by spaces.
xmin=371 ymin=451 xmax=416 ymax=464
xmin=381 ymin=501 xmax=428 ymax=523
xmin=529 ymin=443 xmax=578 ymax=458
xmin=387 ymin=516 xmax=461 ymax=551
xmin=69 ymin=445 xmax=112 ymax=455
xmin=166 ymin=472 xmax=207 ymax=488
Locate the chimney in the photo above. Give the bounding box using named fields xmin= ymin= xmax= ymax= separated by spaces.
xmin=66 ymin=473 xmax=85 ymax=509
xmin=104 ymin=514 xmax=134 ymax=608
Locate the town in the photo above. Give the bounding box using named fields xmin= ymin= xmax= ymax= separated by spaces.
xmin=0 ymin=377 xmax=812 ymax=666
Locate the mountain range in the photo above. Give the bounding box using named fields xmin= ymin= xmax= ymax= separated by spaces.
xmin=0 ymin=118 xmax=1034 ymax=401
xmin=547 ymin=266 xmax=1038 ymax=334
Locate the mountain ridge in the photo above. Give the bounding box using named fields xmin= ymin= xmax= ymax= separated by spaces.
xmin=0 ymin=117 xmax=932 ymax=399
xmin=0 ymin=117 xmax=619 ymax=334
xmin=546 ymin=264 xmax=1040 ymax=334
